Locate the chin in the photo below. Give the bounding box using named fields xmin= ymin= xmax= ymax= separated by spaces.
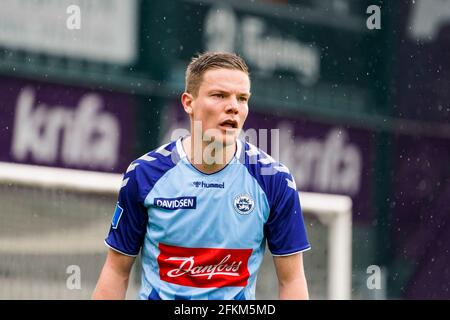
xmin=223 ymin=131 xmax=239 ymax=146
xmin=223 ymin=136 xmax=237 ymax=147
xmin=204 ymin=129 xmax=238 ymax=147
xmin=211 ymin=135 xmax=234 ymax=147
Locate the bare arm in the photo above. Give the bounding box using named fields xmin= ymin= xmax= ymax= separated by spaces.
xmin=92 ymin=248 xmax=136 ymax=300
xmin=273 ymin=252 xmax=309 ymax=300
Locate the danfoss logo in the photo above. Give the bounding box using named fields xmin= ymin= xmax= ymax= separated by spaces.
xmin=165 ymin=255 xmax=241 ymax=279
xmin=158 ymin=243 xmax=252 ymax=288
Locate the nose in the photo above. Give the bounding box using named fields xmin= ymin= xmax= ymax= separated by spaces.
xmin=225 ymin=96 xmax=239 ymax=114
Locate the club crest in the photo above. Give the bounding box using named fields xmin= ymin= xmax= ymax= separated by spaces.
xmin=233 ymin=194 xmax=255 ymax=215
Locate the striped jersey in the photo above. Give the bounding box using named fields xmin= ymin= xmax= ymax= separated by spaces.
xmin=105 ymin=137 xmax=310 ymax=300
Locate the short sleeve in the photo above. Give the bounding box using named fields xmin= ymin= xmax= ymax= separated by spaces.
xmin=264 ymin=174 xmax=311 ymax=256
xmin=105 ymin=166 xmax=148 ymax=256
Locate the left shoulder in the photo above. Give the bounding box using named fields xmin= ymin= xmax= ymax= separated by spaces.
xmin=239 ymin=140 xmax=297 ymax=192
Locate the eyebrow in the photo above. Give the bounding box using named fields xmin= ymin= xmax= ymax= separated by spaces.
xmin=208 ymin=89 xmax=251 ymax=97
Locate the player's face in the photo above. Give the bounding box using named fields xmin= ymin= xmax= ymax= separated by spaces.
xmin=189 ymin=68 xmax=250 ymax=146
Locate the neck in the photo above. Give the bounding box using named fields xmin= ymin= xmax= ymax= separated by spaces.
xmin=182 ymin=135 xmax=237 ymax=174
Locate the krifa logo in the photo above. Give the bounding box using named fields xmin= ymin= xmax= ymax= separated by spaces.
xmin=192 ymin=181 xmax=225 ymax=188
xmin=233 ymin=194 xmax=255 ymax=215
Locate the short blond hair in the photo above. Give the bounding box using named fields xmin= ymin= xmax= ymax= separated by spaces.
xmin=185 ymin=52 xmax=249 ymax=97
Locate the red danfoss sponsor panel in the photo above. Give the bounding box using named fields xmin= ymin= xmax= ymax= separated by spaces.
xmin=158 ymin=243 xmax=252 ymax=288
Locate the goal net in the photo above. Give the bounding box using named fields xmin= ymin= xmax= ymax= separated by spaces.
xmin=0 ymin=161 xmax=352 ymax=299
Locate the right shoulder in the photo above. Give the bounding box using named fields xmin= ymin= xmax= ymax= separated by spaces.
xmin=120 ymin=140 xmax=181 ymax=199
xmin=128 ymin=140 xmax=179 ymax=175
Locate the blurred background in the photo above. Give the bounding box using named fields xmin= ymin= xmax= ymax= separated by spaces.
xmin=0 ymin=0 xmax=449 ymax=300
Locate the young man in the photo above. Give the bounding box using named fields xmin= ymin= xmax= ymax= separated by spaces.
xmin=92 ymin=52 xmax=311 ymax=300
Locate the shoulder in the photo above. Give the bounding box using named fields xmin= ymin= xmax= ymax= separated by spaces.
xmin=122 ymin=140 xmax=181 ymax=192
xmin=129 ymin=140 xmax=179 ymax=173
xmin=239 ymin=140 xmax=297 ymax=197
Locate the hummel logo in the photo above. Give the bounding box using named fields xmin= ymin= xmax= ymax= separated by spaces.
xmin=192 ymin=181 xmax=225 ymax=188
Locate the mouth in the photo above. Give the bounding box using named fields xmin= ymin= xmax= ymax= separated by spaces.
xmin=219 ymin=119 xmax=238 ymax=130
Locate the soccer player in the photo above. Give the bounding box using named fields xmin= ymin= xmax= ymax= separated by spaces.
xmin=92 ymin=52 xmax=311 ymax=300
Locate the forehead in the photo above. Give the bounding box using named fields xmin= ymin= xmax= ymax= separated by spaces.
xmin=199 ymin=68 xmax=250 ymax=94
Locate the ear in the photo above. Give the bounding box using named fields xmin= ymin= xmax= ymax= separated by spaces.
xmin=181 ymin=92 xmax=194 ymax=115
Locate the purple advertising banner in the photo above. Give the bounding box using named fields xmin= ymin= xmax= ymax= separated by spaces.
xmin=161 ymin=102 xmax=376 ymax=224
xmin=392 ymin=135 xmax=450 ymax=299
xmin=390 ymin=0 xmax=450 ymax=299
xmin=0 ymin=76 xmax=135 ymax=173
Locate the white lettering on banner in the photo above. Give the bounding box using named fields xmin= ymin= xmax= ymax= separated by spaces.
xmin=241 ymin=17 xmax=320 ymax=86
xmin=11 ymin=87 xmax=120 ymax=169
xmin=408 ymin=0 xmax=450 ymax=42
xmin=278 ymin=122 xmax=362 ymax=196
xmin=165 ymin=255 xmax=242 ymax=279
xmin=204 ymin=4 xmax=320 ymax=86
xmin=204 ymin=3 xmax=237 ymax=53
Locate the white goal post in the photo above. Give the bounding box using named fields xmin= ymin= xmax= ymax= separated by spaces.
xmin=0 ymin=161 xmax=352 ymax=300
xmin=300 ymin=191 xmax=352 ymax=300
